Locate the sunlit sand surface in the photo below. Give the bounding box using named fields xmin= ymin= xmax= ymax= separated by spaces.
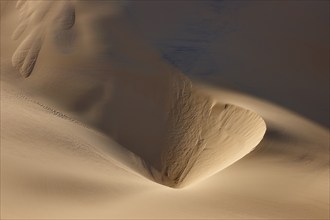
xmin=1 ymin=1 xmax=329 ymax=219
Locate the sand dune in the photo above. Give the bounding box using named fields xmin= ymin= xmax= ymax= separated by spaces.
xmin=1 ymin=1 xmax=329 ymax=219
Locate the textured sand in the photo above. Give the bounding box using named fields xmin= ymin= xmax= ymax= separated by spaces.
xmin=1 ymin=1 xmax=329 ymax=219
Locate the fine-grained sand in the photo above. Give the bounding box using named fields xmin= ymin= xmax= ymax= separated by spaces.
xmin=1 ymin=1 xmax=329 ymax=219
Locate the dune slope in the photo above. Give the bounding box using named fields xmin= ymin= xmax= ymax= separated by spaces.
xmin=1 ymin=1 xmax=329 ymax=219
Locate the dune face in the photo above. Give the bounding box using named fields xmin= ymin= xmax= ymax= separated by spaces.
xmin=3 ymin=0 xmax=266 ymax=188
xmin=1 ymin=1 xmax=328 ymax=219
xmin=160 ymin=87 xmax=266 ymax=187
xmin=11 ymin=1 xmax=77 ymax=77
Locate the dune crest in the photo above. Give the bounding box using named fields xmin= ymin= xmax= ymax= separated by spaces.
xmin=159 ymin=81 xmax=266 ymax=187
xmin=5 ymin=0 xmax=267 ymax=188
xmin=1 ymin=1 xmax=328 ymax=218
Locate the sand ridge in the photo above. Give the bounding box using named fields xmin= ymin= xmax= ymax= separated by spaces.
xmin=1 ymin=1 xmax=328 ymax=219
xmin=5 ymin=0 xmax=267 ymax=188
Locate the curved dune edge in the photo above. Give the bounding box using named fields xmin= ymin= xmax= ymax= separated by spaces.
xmin=2 ymin=0 xmax=268 ymax=188
xmin=157 ymin=89 xmax=266 ymax=188
xmin=1 ymin=1 xmax=328 ymax=219
xmin=1 ymin=83 xmax=266 ymax=190
xmin=1 ymin=80 xmax=267 ymax=189
xmin=1 ymin=80 xmax=327 ymax=219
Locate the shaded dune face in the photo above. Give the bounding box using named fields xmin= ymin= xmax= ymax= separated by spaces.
xmin=160 ymin=77 xmax=266 ymax=187
xmin=88 ymin=69 xmax=266 ymax=188
xmin=11 ymin=0 xmax=76 ymax=77
xmin=7 ymin=0 xmax=266 ymax=188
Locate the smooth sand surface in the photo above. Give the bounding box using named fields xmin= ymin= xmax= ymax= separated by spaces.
xmin=1 ymin=1 xmax=329 ymax=219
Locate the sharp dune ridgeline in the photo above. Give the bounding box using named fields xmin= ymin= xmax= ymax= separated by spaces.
xmin=1 ymin=1 xmax=329 ymax=219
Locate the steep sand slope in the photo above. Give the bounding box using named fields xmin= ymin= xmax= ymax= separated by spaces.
xmin=1 ymin=81 xmax=328 ymax=219
xmin=1 ymin=0 xmax=266 ymax=188
xmin=1 ymin=1 xmax=329 ymax=219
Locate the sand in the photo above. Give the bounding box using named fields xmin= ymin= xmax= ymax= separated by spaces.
xmin=1 ymin=1 xmax=329 ymax=219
